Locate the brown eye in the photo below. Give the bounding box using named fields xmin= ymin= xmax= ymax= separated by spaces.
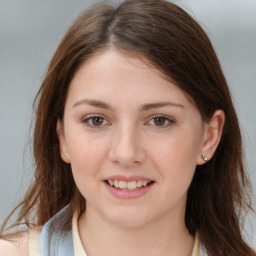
xmin=146 ymin=115 xmax=174 ymax=128
xmin=153 ymin=117 xmax=166 ymax=126
xmin=92 ymin=117 xmax=104 ymax=126
xmin=83 ymin=115 xmax=109 ymax=128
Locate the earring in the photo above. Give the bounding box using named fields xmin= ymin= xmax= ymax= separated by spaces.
xmin=201 ymin=154 xmax=208 ymax=162
xmin=64 ymin=153 xmax=69 ymax=160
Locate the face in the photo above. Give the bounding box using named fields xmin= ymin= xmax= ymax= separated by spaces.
xmin=57 ymin=49 xmax=209 ymax=228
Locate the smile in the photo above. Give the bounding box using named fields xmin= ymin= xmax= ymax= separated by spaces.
xmin=103 ymin=177 xmax=155 ymax=199
xmin=107 ymin=180 xmax=153 ymax=190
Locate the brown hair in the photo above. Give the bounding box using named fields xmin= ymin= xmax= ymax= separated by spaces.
xmin=1 ymin=0 xmax=255 ymax=255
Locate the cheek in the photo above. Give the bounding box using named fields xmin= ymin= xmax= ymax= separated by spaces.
xmin=151 ymin=132 xmax=201 ymax=188
xmin=154 ymin=132 xmax=200 ymax=168
xmin=67 ymin=136 xmax=109 ymax=183
xmin=67 ymin=139 xmax=109 ymax=201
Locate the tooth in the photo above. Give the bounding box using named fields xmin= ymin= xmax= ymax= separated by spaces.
xmin=114 ymin=180 xmax=119 ymax=188
xmin=119 ymin=181 xmax=127 ymax=189
xmin=142 ymin=181 xmax=148 ymax=186
xmin=136 ymin=181 xmax=143 ymax=187
xmin=110 ymin=180 xmax=151 ymax=189
xmin=127 ymin=181 xmax=137 ymax=190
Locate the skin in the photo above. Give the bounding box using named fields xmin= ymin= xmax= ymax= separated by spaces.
xmin=57 ymin=49 xmax=225 ymax=256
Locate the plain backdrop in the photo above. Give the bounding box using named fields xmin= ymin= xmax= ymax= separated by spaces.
xmin=0 ymin=0 xmax=255 ymax=247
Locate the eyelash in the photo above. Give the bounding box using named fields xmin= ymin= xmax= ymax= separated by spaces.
xmin=145 ymin=115 xmax=175 ymax=128
xmin=82 ymin=115 xmax=175 ymax=129
xmin=82 ymin=115 xmax=110 ymax=128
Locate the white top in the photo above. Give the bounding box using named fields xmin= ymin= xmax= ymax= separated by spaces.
xmin=72 ymin=210 xmax=87 ymax=256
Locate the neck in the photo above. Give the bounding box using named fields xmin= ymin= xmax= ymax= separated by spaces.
xmin=78 ymin=205 xmax=194 ymax=256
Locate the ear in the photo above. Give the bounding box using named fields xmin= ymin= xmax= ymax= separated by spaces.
xmin=197 ymin=110 xmax=225 ymax=165
xmin=56 ymin=119 xmax=70 ymax=164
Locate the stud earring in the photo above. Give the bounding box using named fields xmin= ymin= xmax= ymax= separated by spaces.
xmin=201 ymin=154 xmax=208 ymax=162
xmin=64 ymin=153 xmax=69 ymax=160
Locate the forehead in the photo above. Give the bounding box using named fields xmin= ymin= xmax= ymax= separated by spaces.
xmin=67 ymin=49 xmax=197 ymax=112
xmin=72 ymin=49 xmax=166 ymax=86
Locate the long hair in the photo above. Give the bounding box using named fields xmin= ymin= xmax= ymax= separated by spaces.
xmin=1 ymin=0 xmax=255 ymax=255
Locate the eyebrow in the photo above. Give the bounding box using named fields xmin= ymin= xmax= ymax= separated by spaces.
xmin=73 ymin=99 xmax=113 ymax=110
xmin=73 ymin=99 xmax=184 ymax=111
xmin=139 ymin=102 xmax=185 ymax=111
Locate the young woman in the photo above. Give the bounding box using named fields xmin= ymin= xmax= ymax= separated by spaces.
xmin=0 ymin=0 xmax=255 ymax=255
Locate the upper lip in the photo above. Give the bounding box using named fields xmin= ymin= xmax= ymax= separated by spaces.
xmin=104 ymin=175 xmax=153 ymax=182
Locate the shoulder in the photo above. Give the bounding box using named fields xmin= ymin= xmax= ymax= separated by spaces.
xmin=0 ymin=226 xmax=42 ymax=256
xmin=0 ymin=232 xmax=29 ymax=256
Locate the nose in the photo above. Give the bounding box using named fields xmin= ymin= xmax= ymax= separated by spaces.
xmin=108 ymin=125 xmax=146 ymax=168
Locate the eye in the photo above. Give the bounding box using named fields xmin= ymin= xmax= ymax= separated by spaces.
xmin=82 ymin=115 xmax=109 ymax=128
xmin=146 ymin=115 xmax=174 ymax=128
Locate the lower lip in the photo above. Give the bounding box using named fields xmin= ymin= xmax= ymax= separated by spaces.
xmin=104 ymin=181 xmax=154 ymax=199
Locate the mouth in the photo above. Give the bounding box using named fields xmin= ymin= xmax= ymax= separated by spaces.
xmin=104 ymin=180 xmax=155 ymax=191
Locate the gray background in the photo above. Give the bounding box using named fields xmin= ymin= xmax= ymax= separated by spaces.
xmin=0 ymin=0 xmax=255 ymax=247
